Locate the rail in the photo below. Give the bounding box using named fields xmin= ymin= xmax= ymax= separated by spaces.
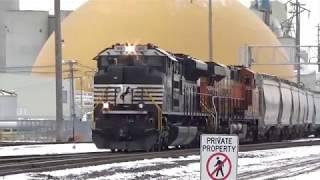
xmin=0 ymin=149 xmax=195 ymax=176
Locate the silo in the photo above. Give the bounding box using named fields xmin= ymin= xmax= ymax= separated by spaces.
xmin=0 ymin=0 xmax=19 ymax=67
xmin=34 ymin=0 xmax=294 ymax=82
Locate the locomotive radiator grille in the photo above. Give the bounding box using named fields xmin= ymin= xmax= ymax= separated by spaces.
xmin=94 ymin=84 xmax=164 ymax=105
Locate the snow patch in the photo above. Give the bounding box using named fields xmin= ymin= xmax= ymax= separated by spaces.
xmin=0 ymin=143 xmax=108 ymax=156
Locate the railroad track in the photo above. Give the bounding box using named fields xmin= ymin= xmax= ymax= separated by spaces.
xmin=239 ymin=139 xmax=320 ymax=152
xmin=0 ymin=149 xmax=197 ymax=176
xmin=0 ymin=141 xmax=92 ymax=147
xmin=1 ymin=140 xmax=320 ymax=177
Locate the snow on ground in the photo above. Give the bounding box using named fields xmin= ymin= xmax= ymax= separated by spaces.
xmin=238 ymin=145 xmax=320 ymax=180
xmin=286 ymin=136 xmax=320 ymax=142
xmin=0 ymin=143 xmax=108 ymax=156
xmin=3 ymin=145 xmax=320 ymax=180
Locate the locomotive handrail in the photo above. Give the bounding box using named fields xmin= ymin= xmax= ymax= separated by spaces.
xmin=190 ymin=91 xmax=244 ymax=100
xmin=199 ymin=99 xmax=217 ymax=132
xmin=144 ymin=89 xmax=163 ymax=131
xmin=212 ymin=97 xmax=218 ymax=132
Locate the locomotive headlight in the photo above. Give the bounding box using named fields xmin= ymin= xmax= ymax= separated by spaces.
xmin=125 ymin=45 xmax=136 ymax=53
xmin=138 ymin=103 xmax=144 ymax=109
xmin=103 ymin=102 xmax=110 ymax=109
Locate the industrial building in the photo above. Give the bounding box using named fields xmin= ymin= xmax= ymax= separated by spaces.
xmin=0 ymin=0 xmax=77 ymax=119
xmin=250 ymin=0 xmax=319 ymax=90
xmin=0 ymin=0 xmax=70 ymax=68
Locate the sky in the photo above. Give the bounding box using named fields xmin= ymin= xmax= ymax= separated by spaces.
xmin=19 ymin=0 xmax=87 ymax=12
xmin=19 ymin=0 xmax=319 ymax=45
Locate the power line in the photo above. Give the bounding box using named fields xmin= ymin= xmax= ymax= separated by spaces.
xmin=0 ymin=70 xmax=79 ymax=74
xmin=0 ymin=65 xmax=56 ymax=69
xmin=76 ymin=62 xmax=97 ymax=71
xmin=317 ymin=24 xmax=320 ymax=72
xmin=208 ymin=0 xmax=213 ymax=62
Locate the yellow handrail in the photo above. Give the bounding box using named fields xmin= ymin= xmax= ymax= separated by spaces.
xmin=200 ymin=100 xmax=216 ymax=132
xmin=144 ymin=90 xmax=163 ymax=131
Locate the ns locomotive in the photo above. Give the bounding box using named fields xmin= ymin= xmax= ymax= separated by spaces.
xmin=92 ymin=43 xmax=320 ymax=151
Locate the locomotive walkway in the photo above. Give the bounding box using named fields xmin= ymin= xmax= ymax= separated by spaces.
xmin=1 ymin=140 xmax=320 ymax=176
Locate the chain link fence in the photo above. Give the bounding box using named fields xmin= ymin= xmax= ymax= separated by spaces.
xmin=0 ymin=119 xmax=92 ymax=142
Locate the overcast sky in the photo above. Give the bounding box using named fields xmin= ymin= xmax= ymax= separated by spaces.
xmin=19 ymin=0 xmax=319 ymax=45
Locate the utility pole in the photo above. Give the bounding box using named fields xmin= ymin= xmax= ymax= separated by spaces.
xmin=80 ymin=77 xmax=83 ymax=118
xmin=288 ymin=0 xmax=310 ymax=83
xmin=67 ymin=60 xmax=76 ymax=141
xmin=54 ymin=0 xmax=64 ymax=142
xmin=208 ymin=0 xmax=213 ymax=62
xmin=317 ymin=24 xmax=320 ymax=72
xmin=295 ymin=0 xmax=301 ymax=84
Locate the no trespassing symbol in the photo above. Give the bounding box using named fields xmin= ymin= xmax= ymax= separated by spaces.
xmin=206 ymin=152 xmax=232 ymax=180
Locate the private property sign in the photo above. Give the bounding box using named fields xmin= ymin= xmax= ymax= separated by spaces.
xmin=200 ymin=134 xmax=239 ymax=180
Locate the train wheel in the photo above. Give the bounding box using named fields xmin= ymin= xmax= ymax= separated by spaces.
xmin=280 ymin=128 xmax=288 ymax=140
xmin=154 ymin=141 xmax=162 ymax=152
xmin=162 ymin=145 xmax=168 ymax=150
xmin=291 ymin=127 xmax=298 ymax=139
xmin=299 ymin=127 xmax=304 ymax=138
xmin=160 ymin=136 xmax=169 ymax=150
xmin=147 ymin=146 xmax=153 ymax=152
xmin=274 ymin=128 xmax=281 ymax=141
xmin=267 ymin=127 xmax=280 ymax=142
xmin=144 ymin=142 xmax=156 ymax=152
xmin=266 ymin=129 xmax=272 ymax=142
xmin=288 ymin=128 xmax=294 ymax=139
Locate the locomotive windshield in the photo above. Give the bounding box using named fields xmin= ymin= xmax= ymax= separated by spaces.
xmin=94 ymin=44 xmax=176 ymax=74
xmin=99 ymin=55 xmax=164 ymax=66
xmin=98 ymin=55 xmax=166 ymax=72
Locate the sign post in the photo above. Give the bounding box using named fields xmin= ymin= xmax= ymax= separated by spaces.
xmin=200 ymin=134 xmax=239 ymax=180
